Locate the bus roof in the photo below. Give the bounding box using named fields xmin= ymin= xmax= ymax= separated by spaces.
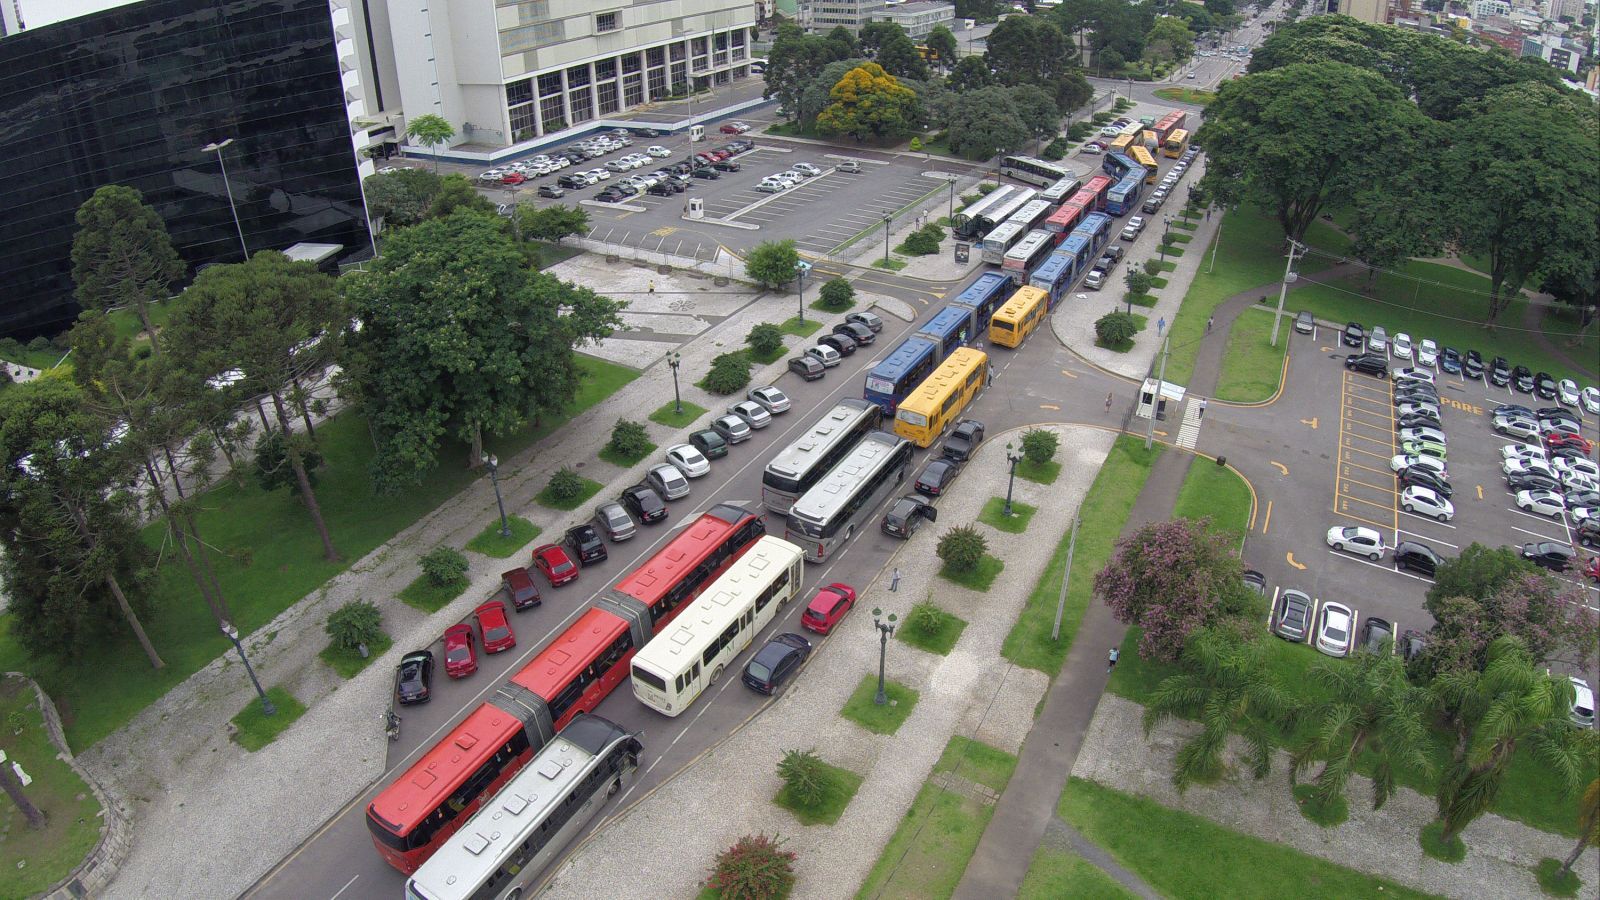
xmin=1059 ymin=233 xmax=1091 ymax=257
xmin=1073 ymin=213 xmax=1112 ymax=237
xmin=953 ymin=272 xmax=1012 ymax=306
xmin=956 ymin=185 xmax=1017 ymax=222
xmin=763 ymin=400 xmax=877 ymax=481
xmin=995 ymin=286 xmax=1049 ymax=321
xmin=610 ymin=504 xmax=751 ymax=607
xmin=1040 ymin=176 xmax=1080 ymax=203
xmin=788 ymin=432 xmax=909 ymax=525
xmin=978 ymin=188 xmax=1039 ymax=226
xmin=1004 ymin=230 xmax=1053 ymax=262
xmin=507 ymin=607 xmax=632 ymax=700
xmin=1004 ymin=199 xmax=1054 ymax=228
xmin=367 ymin=703 xmax=526 ymax=831
xmin=896 ymin=347 xmax=989 ymax=419
xmin=1030 ymin=253 xmax=1071 ymax=286
xmin=980 ymin=221 xmax=1024 ymax=247
xmin=918 ymin=305 xmax=975 ymax=341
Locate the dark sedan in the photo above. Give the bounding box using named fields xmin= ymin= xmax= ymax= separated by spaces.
xmin=1507 ymin=472 xmax=1562 ymax=493
xmin=819 ymin=333 xmax=858 ymax=357
xmin=563 ymin=523 xmax=608 ymax=566
xmin=1342 ymin=322 xmax=1366 ymax=348
xmin=1439 ymin=347 xmax=1462 ymax=375
xmin=914 ymin=458 xmax=963 ymax=497
xmin=1462 ymin=350 xmax=1484 ymax=380
xmin=942 ymin=419 xmax=986 ymax=462
xmin=1397 ymin=411 xmax=1443 ymax=430
xmin=1520 ymin=541 xmax=1574 ymax=572
xmin=500 ymin=567 xmax=542 ymax=611
xmin=1399 ymin=467 xmax=1453 ymax=498
xmin=620 ymin=483 xmax=668 ymax=523
xmin=1534 ymin=372 xmax=1558 ymax=400
xmin=742 ymin=633 xmax=813 ymax=695
xmin=1359 ymin=616 xmax=1394 ymax=654
xmin=1393 ymin=541 xmax=1440 ymax=578
xmin=1512 ymin=365 xmax=1535 ymax=393
xmin=395 ymin=650 xmax=435 ymax=705
xmin=1345 ymin=354 xmax=1388 ymax=377
xmin=833 ymin=321 xmax=876 ymax=346
xmin=1489 ymin=356 xmax=1512 ymax=386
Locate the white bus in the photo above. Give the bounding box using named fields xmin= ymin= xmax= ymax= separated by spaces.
xmin=976 ymin=187 xmax=1038 ymax=236
xmin=952 ymin=184 xmax=1019 ymax=240
xmin=1000 ymin=156 xmax=1074 ymax=187
xmin=980 ymin=221 xmax=1027 ymax=265
xmin=1001 ymin=229 xmax=1056 ymax=279
xmin=629 ymin=536 xmax=805 ymax=715
xmin=403 ymin=714 xmax=641 ymax=900
xmin=1002 ymin=198 xmax=1055 ymax=232
xmin=760 ymin=399 xmax=881 ymax=514
xmin=1039 ymin=175 xmax=1081 ymax=205
xmin=785 ymin=431 xmax=914 ymax=562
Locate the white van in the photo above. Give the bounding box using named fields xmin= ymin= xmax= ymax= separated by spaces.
xmin=1571 ymin=677 xmax=1596 ymax=729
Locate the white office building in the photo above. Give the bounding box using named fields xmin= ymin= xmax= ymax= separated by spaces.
xmin=802 ymin=0 xmax=888 ymax=33
xmin=877 ymin=0 xmax=954 ymax=41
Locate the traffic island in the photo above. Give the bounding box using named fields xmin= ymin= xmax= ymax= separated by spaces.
xmin=229 ymin=687 xmax=306 ymax=752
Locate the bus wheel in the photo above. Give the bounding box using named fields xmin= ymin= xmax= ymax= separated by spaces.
xmin=711 ymin=664 xmax=725 ymax=682
xmin=608 ymin=778 xmax=622 ymax=797
xmin=507 ymin=890 xmax=523 ymax=900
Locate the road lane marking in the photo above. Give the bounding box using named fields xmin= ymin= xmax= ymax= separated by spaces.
xmin=1301 ymin=417 xmax=1318 ymax=428
xmin=1261 ymin=500 xmax=1272 ymax=534
xmin=1270 ymin=461 xmax=1288 ymax=475
xmin=1040 ymin=403 xmax=1060 ymax=410
xmin=1287 ymin=551 xmax=1306 ymax=570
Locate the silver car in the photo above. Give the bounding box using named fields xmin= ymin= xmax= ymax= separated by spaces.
xmin=593 ymin=502 xmax=637 ymax=542
xmin=729 ymin=400 xmax=773 ymax=429
xmin=711 ymin=414 xmax=752 ymax=444
xmin=746 ymin=386 xmax=792 ymax=415
xmin=664 ymin=443 xmax=711 ymax=478
xmin=645 ymin=463 xmax=691 ymax=500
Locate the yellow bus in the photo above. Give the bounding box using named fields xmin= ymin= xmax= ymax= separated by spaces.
xmin=893 ymin=347 xmax=989 ymax=448
xmin=1164 ymin=128 xmax=1190 ymax=158
xmin=1130 ymin=145 xmax=1159 ymax=184
xmin=989 ymin=286 xmax=1049 ymax=349
xmin=1108 ymin=133 xmax=1136 ymax=156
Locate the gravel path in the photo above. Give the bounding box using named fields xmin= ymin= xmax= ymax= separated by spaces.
xmin=1073 ymin=694 xmax=1600 ymax=900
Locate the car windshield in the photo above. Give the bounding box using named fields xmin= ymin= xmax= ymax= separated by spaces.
xmin=446 ymin=646 xmax=470 ymax=663
xmin=485 ymin=625 xmax=509 ymax=642
xmin=746 ymin=661 xmax=772 ymax=680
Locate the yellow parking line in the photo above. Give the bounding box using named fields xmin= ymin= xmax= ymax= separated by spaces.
xmin=1344 ymin=431 xmax=1396 ymax=448
xmin=1262 ymin=500 xmax=1273 ymax=534
xmin=1382 ymin=377 xmax=1398 ymax=533
xmin=1339 ymin=474 xmax=1395 ymax=493
xmin=1342 ymin=444 xmax=1394 ymax=462
xmin=1341 ymin=459 xmax=1393 ymax=478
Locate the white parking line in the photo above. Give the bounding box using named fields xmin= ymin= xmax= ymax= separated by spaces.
xmin=1509 ymin=523 xmax=1571 ymax=543
xmin=1398 ymin=528 xmax=1458 ymax=549
xmin=1326 ymin=550 xmax=1436 ymax=583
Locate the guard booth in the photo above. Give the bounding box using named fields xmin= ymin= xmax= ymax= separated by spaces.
xmin=689 ymin=124 xmax=706 ymax=142
xmin=685 ymin=197 xmax=704 ymax=219
xmin=1137 ymin=378 xmax=1186 ymax=421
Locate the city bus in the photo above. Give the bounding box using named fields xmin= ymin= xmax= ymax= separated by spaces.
xmin=1003 ymin=198 xmax=1055 ymax=232
xmin=1102 ymin=152 xmax=1137 ymax=181
xmin=1073 ymin=212 xmax=1114 ymax=257
xmin=989 ymin=285 xmax=1049 ymax=349
xmin=1108 ymin=133 xmax=1136 ymax=157
xmin=950 ymin=271 xmax=1016 ymax=324
xmin=1001 ymin=229 xmax=1056 ymax=280
xmin=762 ymin=399 xmax=881 ymax=512
xmin=1150 ymin=110 xmax=1186 ymax=145
xmin=892 ymin=347 xmax=989 ymax=448
xmin=1105 ymin=173 xmax=1144 ymax=216
xmin=999 ymin=155 xmax=1074 ymax=187
xmin=785 ymin=431 xmax=914 ymax=562
xmin=1029 ymin=251 xmax=1074 ymax=309
xmin=1043 ymin=199 xmax=1087 ymax=235
xmin=366 ymin=504 xmax=764 ymax=873
xmin=1163 ymin=128 xmax=1190 ymax=158
xmin=980 ymin=221 xmax=1027 ymax=265
xmin=863 ymin=338 xmax=939 ymax=415
xmin=1075 ymin=174 xmax=1115 ymax=210
xmin=1129 ymin=145 xmax=1159 ymax=184
xmin=1039 ymin=175 xmax=1081 ymax=205
xmin=975 ymin=187 xmax=1038 ymax=237
xmin=1055 ymin=233 xmax=1093 ymax=280
xmin=402 ymin=714 xmax=641 ymax=900
xmin=629 ymin=536 xmax=805 ymax=715
xmin=952 ymin=184 xmax=1018 ymax=240
xmin=916 ymin=304 xmax=979 ymax=358
xmin=1117 ymin=121 xmax=1144 ymax=143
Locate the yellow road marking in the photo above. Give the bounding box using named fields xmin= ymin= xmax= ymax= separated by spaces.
xmin=1287 ymin=552 xmax=1306 ymax=570
xmin=1340 ymin=458 xmax=1392 ymax=477
xmin=1476 ymin=485 xmax=1484 ymax=500
xmin=1153 ymin=429 xmax=1168 ymax=437
xmin=1340 ymin=474 xmax=1395 ymax=493
xmin=1270 ymin=461 xmax=1288 ymax=476
xmin=1301 ymin=417 xmax=1318 ymax=429
xmin=1040 ymin=403 xmax=1060 ymax=410
xmin=650 ymin=226 xmax=677 ymax=237
xmin=1320 ymin=346 xmax=1335 ymax=353
xmin=1060 ymin=369 xmax=1078 ymax=379
xmin=1261 ymin=500 xmax=1273 ymax=534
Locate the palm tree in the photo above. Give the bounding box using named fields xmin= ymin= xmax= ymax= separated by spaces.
xmin=1430 ymin=636 xmax=1590 ymax=844
xmin=1143 ymin=627 xmax=1296 ymax=792
xmin=1555 ymin=775 xmax=1599 ymax=879
xmin=405 ymin=114 xmax=455 ymax=174
xmin=1291 ymin=648 xmax=1432 ymax=811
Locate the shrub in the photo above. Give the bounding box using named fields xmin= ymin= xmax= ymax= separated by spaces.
xmin=902 ymin=229 xmax=940 ymax=255
xmin=817 ymin=277 xmax=855 ymax=311
xmin=0 ymin=337 xmax=22 ymax=358
xmin=704 ymin=351 xmax=753 ymax=395
xmin=25 ymin=336 xmax=51 ymax=353
xmin=419 ymin=546 xmax=468 ymax=587
xmin=1142 ymin=258 xmax=1163 ymax=278
xmin=937 ymin=525 xmax=987 ymax=573
xmin=706 ymin=833 xmax=797 ymax=900
xmin=325 ymin=600 xmax=382 ymax=651
xmin=905 ymin=600 xmax=946 ymax=637
xmin=544 ymin=467 xmax=587 ymax=503
xmin=608 ymin=418 xmax=652 ymax=458
xmin=747 ymin=323 xmax=784 ymax=356
xmin=1091 ymin=112 xmax=1114 ymax=125
xmin=1124 ymin=270 xmax=1152 ymax=297
xmin=1042 ymin=137 xmax=1069 ymax=160
xmin=1095 ymin=311 xmax=1139 ymax=348
xmin=1020 ymin=428 xmax=1059 ymax=465
xmin=1067 ymin=121 xmax=1095 ymax=141
xmin=909 ymin=136 xmax=924 ymax=153
xmin=975 ymin=181 xmax=998 ymax=195
xmin=777 ymin=749 xmax=828 ymax=808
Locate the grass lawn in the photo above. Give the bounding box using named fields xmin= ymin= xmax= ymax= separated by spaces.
xmin=773 ymin=758 xmax=864 ymax=826
xmin=598 ymin=441 xmax=656 ymax=468
xmin=1127 ymin=293 xmax=1158 ymax=308
xmin=939 ymin=554 xmax=1004 ymax=592
xmin=1003 ymin=436 xmax=1162 ymax=675
xmin=0 ymin=679 xmax=103 ymax=898
xmin=398 ymin=572 xmax=470 ymax=613
xmin=648 ymin=400 xmax=708 ymax=428
xmin=535 ymin=475 xmax=604 ymax=511
xmin=1150 ymin=277 xmax=1170 ymax=288
xmin=230 ymin=686 xmax=307 ymax=752
xmin=1152 ymin=87 xmax=1217 ymax=104
xmin=464 ymin=516 xmax=541 ymax=558
xmin=873 ymin=258 xmax=909 ymax=271
xmin=1534 ymin=858 xmax=1582 ymax=897
xmin=1172 ymin=455 xmax=1253 ymax=544
xmin=779 ymin=316 xmax=821 ymax=339
xmin=318 ymin=633 xmax=393 ymax=679
xmin=1213 ymin=307 xmax=1290 ymax=402
xmin=1059 ymin=778 xmax=1439 ymax=900
xmin=856 ymin=737 xmax=1018 ymax=900
xmin=0 ymin=355 xmax=636 ymax=751
xmin=2 ymin=344 xmax=71 ymax=371
xmin=978 ymin=497 xmax=1036 ymax=533
xmin=1017 ymin=458 xmax=1060 ymax=485
xmin=1020 ymin=846 xmax=1136 ymax=900
xmin=840 ymin=675 xmax=919 ymax=735
xmin=897 ymin=608 xmax=967 ymax=656
xmin=747 ymin=343 xmax=786 ymax=365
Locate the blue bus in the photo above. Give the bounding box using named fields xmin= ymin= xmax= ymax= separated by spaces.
xmin=1056 ymin=233 xmax=1093 ymax=281
xmin=917 ymin=304 xmax=979 ymax=359
xmin=1102 ymin=152 xmax=1137 ymax=180
xmin=1029 ymin=252 xmax=1074 ymax=309
xmin=863 ymin=337 xmax=939 ymax=414
xmin=951 ymin=271 xmax=1015 ymax=324
xmin=1073 ymin=212 xmax=1114 ymax=257
xmin=1105 ymin=174 xmax=1144 ymax=216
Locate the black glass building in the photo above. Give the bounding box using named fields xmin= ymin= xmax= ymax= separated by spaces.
xmin=0 ymin=0 xmax=369 ymax=338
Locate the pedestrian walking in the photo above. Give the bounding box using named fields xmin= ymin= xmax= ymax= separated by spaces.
xmin=1205 ymin=207 xmax=1211 ymax=221
xmin=1206 ymin=315 xmax=1214 ymax=334
xmin=1105 ymin=391 xmax=1113 ymax=412
xmin=890 ymin=568 xmax=901 ymax=592
xmin=1107 ymin=647 xmax=1119 ymax=673
xmin=648 ymin=280 xmax=656 ymax=294
xmin=1198 ymin=398 xmax=1208 ymax=419
xmin=986 ymin=365 xmax=995 ymax=387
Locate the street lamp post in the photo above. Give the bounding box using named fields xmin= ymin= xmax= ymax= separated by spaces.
xmin=882 ymin=212 xmax=892 ymax=267
xmin=871 ymin=607 xmax=898 ymax=705
xmin=1269 ymin=239 xmax=1304 ymax=348
xmin=668 ymin=351 xmax=683 ymax=415
xmin=1003 ymin=442 xmax=1023 ymax=516
xmin=1159 ymin=215 xmax=1174 ymax=261
xmin=795 ymin=270 xmax=805 ymax=325
xmin=221 ymin=621 xmax=275 ymax=716
xmin=947 ymin=180 xmax=955 ymax=224
xmin=202 ymin=138 xmax=249 ymax=261
xmin=484 ymin=453 xmax=511 ymax=538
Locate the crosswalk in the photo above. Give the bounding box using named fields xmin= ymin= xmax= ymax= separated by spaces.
xmin=1176 ymin=398 xmax=1203 ymax=449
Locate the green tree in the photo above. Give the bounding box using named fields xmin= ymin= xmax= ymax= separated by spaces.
xmin=745 ymin=239 xmax=802 ymax=289
xmin=253 ymin=428 xmax=324 ymax=495
xmin=937 ymin=525 xmax=987 ymax=573
xmin=70 ymin=185 xmax=186 ymax=353
xmin=1144 ymin=16 xmax=1196 ymax=68
xmin=1143 ymin=627 xmax=1296 ymax=791
xmin=875 ymin=32 xmax=930 ymax=82
xmin=816 ymin=63 xmax=920 ymax=142
xmin=405 ymin=113 xmax=455 ymax=173
xmin=1009 ymin=84 xmax=1062 ymax=145
xmin=906 ymin=601 xmax=946 ymax=637
xmin=925 ymin=24 xmax=959 ymax=70
xmin=519 ymin=204 xmax=590 ymax=243
xmin=766 ymin=24 xmax=852 ymax=119
xmin=1347 ymin=166 xmax=1445 ymax=287
xmin=1142 ymin=258 xmax=1163 ymax=278
xmin=426 ymin=174 xmax=497 ymax=221
xmin=1123 ymin=269 xmax=1153 ymax=300
xmin=1020 ymin=428 xmax=1058 ymax=464
xmin=608 ymin=419 xmax=652 ymax=458
xmin=818 ymin=278 xmax=855 ymax=310
xmin=1097 ymin=47 xmax=1126 ymax=74
xmin=166 ymin=251 xmax=347 ymax=561
xmin=704 ymin=352 xmax=753 ymax=395
xmin=340 ymin=211 xmax=623 ymax=490
xmin=797 ymin=58 xmax=870 ymax=128
xmin=419 ymin=545 xmax=469 ymax=586
xmin=1290 ymin=649 xmax=1432 ymax=812
xmin=746 ymin=323 xmax=784 ymax=357
xmin=325 ymin=600 xmax=383 ymax=651
xmin=1430 ymin=637 xmax=1592 ymax=845
xmin=544 ymin=468 xmax=586 ymax=504
xmin=984 ymin=15 xmax=1074 ymax=87
xmin=857 ymin=21 xmax=903 ymax=57
xmin=706 ymin=834 xmax=797 ymax=899
xmin=1095 ymin=310 xmax=1139 ymax=347
xmin=1553 ymin=776 xmax=1600 ymax=880
xmin=946 ymin=56 xmax=994 ymax=92
xmin=943 ymin=86 xmax=1027 ymax=160
xmin=777 ymin=749 xmax=828 ymax=807
xmin=362 ymin=168 xmax=443 ymax=228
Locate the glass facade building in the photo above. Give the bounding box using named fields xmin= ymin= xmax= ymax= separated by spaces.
xmin=0 ymin=0 xmax=368 ymax=338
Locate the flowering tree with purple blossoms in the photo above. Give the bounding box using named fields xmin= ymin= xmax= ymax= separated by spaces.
xmin=1095 ymin=517 xmax=1259 ymax=662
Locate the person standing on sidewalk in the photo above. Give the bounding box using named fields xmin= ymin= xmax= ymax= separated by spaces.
xmin=1107 ymin=647 xmax=1119 ymax=673
xmin=1198 ymin=397 xmax=1208 ymax=419
xmin=890 ymin=567 xmax=901 ymax=592
xmin=1206 ymin=315 xmax=1214 ymax=334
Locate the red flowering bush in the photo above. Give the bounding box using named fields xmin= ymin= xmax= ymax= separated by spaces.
xmin=1095 ymin=518 xmax=1258 ymax=661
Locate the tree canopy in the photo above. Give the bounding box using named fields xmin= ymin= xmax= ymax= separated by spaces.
xmin=744 ymin=239 xmax=802 ymax=289
xmin=815 ymin=63 xmax=921 ymax=142
xmin=942 ymin=86 xmax=1029 ymax=160
xmin=362 ymin=168 xmax=443 ymax=228
xmin=71 ymin=184 xmax=186 ymax=352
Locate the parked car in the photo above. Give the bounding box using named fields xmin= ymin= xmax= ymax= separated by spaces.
xmin=1327 ymin=525 xmax=1385 ymax=560
xmin=805 ymin=344 xmax=842 ymax=368
xmin=742 ymin=633 xmax=813 ymax=695
xmin=1400 ymin=629 xmax=1426 ymax=662
xmin=1272 ymin=589 xmax=1312 ymax=643
xmin=881 ymin=494 xmax=937 ymax=538
xmin=1570 ymin=677 xmax=1596 ymax=729
xmin=837 ymin=160 xmax=863 ymax=173
xmin=1359 ymin=616 xmax=1394 ymax=654
xmin=475 ymin=601 xmax=516 ymax=653
xmin=1520 ymin=541 xmax=1574 ymax=572
xmin=1584 ymin=386 xmax=1600 ymax=414
xmin=395 ymin=650 xmax=435 ymax=704
xmin=801 ymin=582 xmax=858 ymax=634
xmin=710 ymin=414 xmax=752 ymax=444
xmin=646 ymin=463 xmax=691 ymax=500
xmin=685 ymin=430 xmax=727 ymax=462
xmin=531 ymin=543 xmax=579 ymax=586
xmin=1367 ymin=325 xmax=1389 ymax=355
xmin=1515 ymin=489 xmax=1566 ymax=517
xmin=719 ymin=121 xmax=750 ymax=134
xmin=1534 ymin=372 xmax=1558 ymax=400
xmin=834 ymin=321 xmax=875 ymax=346
xmin=690 ymin=167 xmax=721 ymax=180
xmin=1315 ymin=602 xmax=1354 ymax=657
xmin=665 ymin=443 xmax=712 ymax=478
xmin=1391 ymin=332 xmax=1413 ymax=361
xmin=1400 ymin=484 xmax=1454 ymax=521
xmin=1294 ymin=310 xmax=1314 ymax=334
xmin=442 ymin=623 xmax=478 ymax=678
xmin=500 ymin=567 xmax=542 ymax=610
xmin=1394 ymin=367 xmax=1435 ymax=385
xmin=1494 ymin=415 xmax=1540 ymax=440
xmin=1489 ymin=356 xmax=1512 ymax=386
xmin=1439 ymin=347 xmax=1462 ymax=374
xmin=846 ymin=311 xmax=883 ymax=333
xmin=942 ymin=419 xmax=986 ymax=462
xmin=562 ymin=524 xmax=608 ymax=566
xmin=537 ymin=185 xmax=566 ymax=199
xmin=914 ymin=457 xmax=962 ymax=497
xmin=747 ymin=385 xmax=792 ymax=415
xmin=1345 ymin=354 xmax=1388 ymax=377
xmin=592 ymin=501 xmax=637 ymax=541
xmin=728 ymin=400 xmax=773 ymax=429
xmin=619 ymin=483 xmax=668 ymax=523
xmin=789 ymin=355 xmax=826 ymax=381
xmin=1342 ymin=322 xmax=1365 ymax=348
xmin=1120 ymin=217 xmax=1146 ymax=241
xmin=792 ymin=162 xmax=822 ymax=176
xmin=1392 ymin=541 xmax=1440 ymax=577
xmin=1513 ymin=365 xmax=1536 ymax=393
xmin=1463 ymin=350 xmax=1485 ymax=380
xmin=819 ymin=333 xmax=858 ymax=357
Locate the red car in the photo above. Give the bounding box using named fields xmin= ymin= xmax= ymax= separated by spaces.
xmin=801 ymin=582 xmax=858 ymax=635
xmin=442 ymin=623 xmax=478 ymax=678
xmin=501 ymin=567 xmax=542 ymax=611
xmin=1586 ymin=557 xmax=1600 ymax=583
xmin=475 ymin=601 xmax=517 ymax=653
xmin=500 ymin=172 xmax=527 ymax=184
xmin=719 ymin=121 xmax=749 ymax=134
xmin=531 ymin=543 xmax=579 ymax=587
xmin=1545 ymin=433 xmax=1595 ymax=454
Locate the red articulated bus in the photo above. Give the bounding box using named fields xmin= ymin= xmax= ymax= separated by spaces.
xmin=1075 ymin=175 xmax=1116 ymax=212
xmin=365 ymin=503 xmax=764 ymax=873
xmin=1043 ymin=199 xmax=1087 ymax=235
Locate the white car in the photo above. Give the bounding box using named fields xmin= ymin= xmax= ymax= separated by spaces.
xmin=645 ymin=463 xmax=691 ymax=501
xmin=806 ymin=344 xmax=841 ymax=368
xmin=1397 ymin=402 xmax=1441 ymax=420
xmin=1400 ymin=484 xmax=1454 ymax=521
xmin=1502 ymin=457 xmax=1555 ymax=478
xmin=753 ymin=182 xmax=785 ymax=194
xmin=1391 ymin=454 xmax=1446 ymax=476
xmin=791 ymin=162 xmax=822 ymax=176
xmin=1553 ymin=457 xmax=1600 ymax=481
xmin=1493 ymin=415 xmax=1540 ymax=440
xmin=1315 ymin=602 xmax=1354 ymax=658
xmin=1100 ymin=126 xmax=1122 ymax=136
xmin=1501 ymin=443 xmax=1547 ymax=463
xmin=728 ymin=400 xmax=773 ymax=430
xmin=1391 ymin=332 xmax=1413 ymax=361
xmin=664 ymin=444 xmax=712 ymax=478
xmin=1583 ymin=386 xmax=1600 ymax=414
xmin=1542 ymin=418 xmax=1582 ymax=437
xmin=1557 ymin=379 xmax=1580 ymax=408
xmin=1399 ymin=426 xmax=1447 ymax=446
xmin=1416 ymin=339 xmax=1438 ymax=367
xmin=746 ymin=385 xmax=792 ymax=415
xmin=1393 ymin=367 xmax=1435 ymax=385
xmin=1327 ymin=525 xmax=1386 ymax=560
xmin=646 ymin=145 xmax=671 ymax=158
xmin=1516 ymin=489 xmax=1565 ymax=517
xmin=1571 ymin=506 xmax=1599 ymax=524
xmin=1564 ymin=471 xmax=1600 ymax=494
xmin=1367 ymin=326 xmax=1389 ymax=355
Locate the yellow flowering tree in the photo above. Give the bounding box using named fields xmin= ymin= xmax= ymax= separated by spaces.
xmin=815 ymin=62 xmax=918 ymax=143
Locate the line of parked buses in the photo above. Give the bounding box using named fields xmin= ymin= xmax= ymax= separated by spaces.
xmin=385 ymin=126 xmax=1204 ymax=900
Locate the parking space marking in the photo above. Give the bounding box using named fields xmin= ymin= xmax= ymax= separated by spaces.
xmin=1343 ymin=430 xmax=1395 ymax=449
xmin=1340 ymin=458 xmax=1392 ymax=479
xmin=1341 ymin=443 xmax=1393 ymax=463
xmin=1509 ymin=523 xmax=1570 ymax=543
xmin=1340 ymin=472 xmax=1395 ymax=493
xmin=1328 ymin=550 xmax=1436 ymax=584
xmin=1398 ymin=528 xmax=1459 ymax=549
xmin=1399 ymin=509 xmax=1456 ymax=530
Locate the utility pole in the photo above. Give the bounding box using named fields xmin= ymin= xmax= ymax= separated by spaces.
xmin=1051 ymin=518 xmax=1078 ymax=641
xmin=1268 ymin=238 xmax=1304 ymax=348
xmin=1145 ymin=335 xmax=1170 ymax=451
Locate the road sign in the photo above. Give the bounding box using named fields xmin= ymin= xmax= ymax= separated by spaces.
xmin=954 ymin=243 xmax=970 ymax=263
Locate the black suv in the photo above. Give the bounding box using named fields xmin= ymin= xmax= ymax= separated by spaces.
xmin=1344 ymin=354 xmax=1388 ymax=377
xmin=1489 ymin=356 xmax=1512 ymax=386
xmin=619 ymin=483 xmax=667 ymax=523
xmin=689 ymin=429 xmax=728 ymax=460
xmin=1534 ymin=372 xmax=1558 ymax=399
xmin=881 ymin=495 xmax=938 ymax=538
xmin=1393 ymin=541 xmax=1440 ymax=577
xmin=1399 ymin=467 xmax=1453 ymax=498
xmin=1462 ymin=350 xmax=1484 ymax=379
xmin=562 ymin=524 xmax=608 ymax=566
xmin=819 ymin=333 xmax=858 ymax=356
xmin=1342 ymin=322 xmax=1365 ymax=348
xmin=942 ymin=419 xmax=986 ymax=462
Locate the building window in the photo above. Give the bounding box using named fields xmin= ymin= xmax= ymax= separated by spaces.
xmin=569 ymin=87 xmax=594 ymax=122
xmin=647 ymin=67 xmax=666 ymax=98
xmin=670 ymin=42 xmax=686 ymax=61
xmin=670 ymin=61 xmax=688 ymax=92
xmin=595 ymin=58 xmax=617 ymax=79
xmin=622 ymin=53 xmax=641 ymax=74
xmin=515 ymin=0 xmax=549 ymax=22
xmin=501 ymin=21 xmax=562 ymax=53
xmin=540 ymin=95 xmax=564 ymax=131
xmin=510 ymin=102 xmax=538 ymax=140
xmin=623 ymin=73 xmax=644 ymax=105
xmin=647 ymin=46 xmax=665 ymax=66
xmin=567 ymin=65 xmax=591 ymax=88
xmin=538 ymin=71 xmax=562 ymax=96
xmin=506 ymin=78 xmax=533 ymax=107
xmin=598 ymin=80 xmax=619 ymax=114
xmin=596 ymin=11 xmax=619 ymax=32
